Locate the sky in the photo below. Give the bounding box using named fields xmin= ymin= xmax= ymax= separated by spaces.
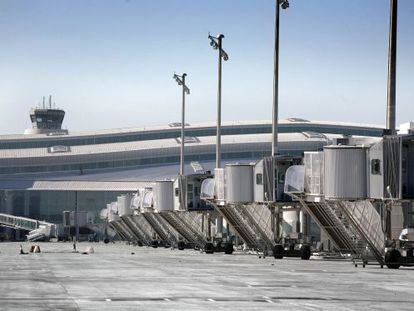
xmin=0 ymin=0 xmax=413 ymax=134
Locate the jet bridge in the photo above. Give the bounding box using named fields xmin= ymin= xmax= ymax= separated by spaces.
xmin=153 ymin=175 xmax=217 ymax=250
xmin=205 ymin=164 xmax=275 ymax=253
xmin=201 ymin=158 xmax=299 ymax=255
xmin=0 ymin=213 xmax=56 ymax=241
xmin=284 ymin=150 xmax=386 ymax=266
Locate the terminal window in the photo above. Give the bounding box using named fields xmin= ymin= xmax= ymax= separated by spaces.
xmin=256 ymin=173 xmax=263 ymax=185
xmin=371 ymin=159 xmax=381 ymax=175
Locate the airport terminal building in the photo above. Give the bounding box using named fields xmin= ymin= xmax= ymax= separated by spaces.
xmin=0 ymin=107 xmax=385 ymax=236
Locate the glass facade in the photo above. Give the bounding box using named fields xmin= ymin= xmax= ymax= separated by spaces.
xmin=0 ymin=190 xmax=126 ymax=239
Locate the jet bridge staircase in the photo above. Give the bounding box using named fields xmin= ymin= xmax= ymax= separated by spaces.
xmin=290 ymin=194 xmax=385 ymax=266
xmin=142 ymin=212 xmax=178 ymax=245
xmin=130 ymin=214 xmax=156 ymax=243
xmin=160 ymin=211 xmax=206 ymax=248
xmin=214 ymin=203 xmax=275 ymax=253
xmin=338 ymin=200 xmax=385 ymax=266
xmin=110 ymin=219 xmax=135 ymax=242
xmin=290 ymin=195 xmax=360 ymax=253
xmin=121 ymin=215 xmax=151 ymax=246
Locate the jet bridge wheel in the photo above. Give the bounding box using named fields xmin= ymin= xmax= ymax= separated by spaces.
xmin=385 ymin=249 xmax=401 ymax=269
xmin=204 ymin=242 xmax=214 ymax=254
xmin=273 ymin=244 xmax=284 ymax=259
xmin=177 ymin=241 xmax=185 ymax=250
xmin=300 ymin=245 xmax=311 ymax=260
xmin=224 ymin=242 xmax=234 ymax=255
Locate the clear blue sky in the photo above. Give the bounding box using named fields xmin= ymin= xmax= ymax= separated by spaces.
xmin=0 ymin=0 xmax=413 ymax=134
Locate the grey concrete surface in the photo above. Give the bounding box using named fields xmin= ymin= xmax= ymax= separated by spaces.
xmin=0 ymin=242 xmax=414 ymax=310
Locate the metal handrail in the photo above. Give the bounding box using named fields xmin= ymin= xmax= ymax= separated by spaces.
xmin=338 ymin=201 xmax=385 ymax=266
xmin=132 ymin=214 xmax=155 ymax=242
xmin=121 ymin=216 xmax=149 ymax=244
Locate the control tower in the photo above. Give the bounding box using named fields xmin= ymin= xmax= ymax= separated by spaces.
xmin=24 ymin=95 xmax=68 ymax=135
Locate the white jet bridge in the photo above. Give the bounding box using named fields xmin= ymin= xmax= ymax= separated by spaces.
xmin=0 ymin=213 xmax=56 ymax=241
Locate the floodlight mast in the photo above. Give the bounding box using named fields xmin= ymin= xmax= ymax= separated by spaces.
xmin=209 ymin=33 xmax=229 ymax=236
xmin=173 ymin=73 xmax=190 ymax=176
xmin=208 ymin=33 xmax=229 ymax=169
xmin=272 ymin=0 xmax=289 ymax=157
xmin=386 ymin=0 xmax=397 ymax=135
xmin=271 ymin=0 xmax=289 ymax=243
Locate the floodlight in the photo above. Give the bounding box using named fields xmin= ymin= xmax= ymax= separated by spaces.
xmin=222 ymin=51 xmax=229 ymax=61
xmin=280 ymin=0 xmax=289 ymax=9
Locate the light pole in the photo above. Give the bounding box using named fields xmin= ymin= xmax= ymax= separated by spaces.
xmin=74 ymin=191 xmax=79 ymax=251
xmin=209 ymin=33 xmax=229 ymax=237
xmin=272 ymin=0 xmax=289 ymax=157
xmin=209 ymin=33 xmax=229 ymax=169
xmin=386 ymin=0 xmax=397 ymax=135
xmin=272 ymin=0 xmax=289 ymax=244
xmin=173 ymin=73 xmax=190 ymax=176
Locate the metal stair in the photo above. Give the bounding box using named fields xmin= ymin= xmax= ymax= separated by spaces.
xmin=160 ymin=211 xmax=204 ymax=246
xmin=119 ymin=218 xmax=142 ymax=242
xmin=216 ymin=203 xmax=274 ymax=252
xmin=121 ymin=215 xmax=150 ymax=245
xmin=130 ymin=214 xmax=156 ymax=242
xmin=153 ymin=213 xmax=179 ymax=244
xmin=240 ymin=204 xmax=274 ymax=246
xmin=176 ymin=211 xmax=207 ymax=242
xmin=142 ymin=212 xmax=177 ymax=243
xmin=291 ymin=195 xmax=360 ymax=253
xmin=337 ymin=201 xmax=385 ymax=266
xmin=110 ymin=220 xmax=133 ymax=241
xmin=289 ymin=194 xmax=385 ymax=265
